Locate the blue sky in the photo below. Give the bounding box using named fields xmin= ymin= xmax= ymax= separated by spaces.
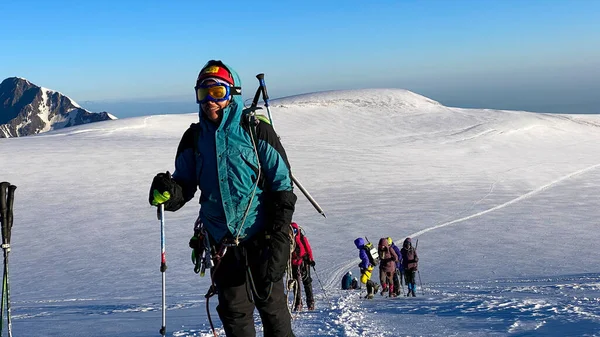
xmin=1 ymin=0 xmax=599 ymax=114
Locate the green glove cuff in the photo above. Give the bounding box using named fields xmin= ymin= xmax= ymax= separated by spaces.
xmin=152 ymin=189 xmax=171 ymax=206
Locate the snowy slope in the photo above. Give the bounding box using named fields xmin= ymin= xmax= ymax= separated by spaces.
xmin=0 ymin=89 xmax=599 ymax=336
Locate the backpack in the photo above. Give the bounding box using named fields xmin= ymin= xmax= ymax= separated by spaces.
xmin=403 ymin=247 xmax=418 ymax=270
xmin=291 ymin=223 xmax=311 ymax=266
xmin=363 ymin=240 xmax=380 ymax=266
xmin=293 ymin=231 xmax=308 ymax=259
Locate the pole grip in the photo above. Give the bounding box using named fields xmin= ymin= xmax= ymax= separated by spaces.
xmin=256 ymin=74 xmax=270 ymax=101
xmin=6 ymin=185 xmax=16 ymax=242
xmin=0 ymin=182 xmax=10 ymax=243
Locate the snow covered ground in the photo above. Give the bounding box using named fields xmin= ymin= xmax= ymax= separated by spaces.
xmin=1 ymin=88 xmax=599 ymax=336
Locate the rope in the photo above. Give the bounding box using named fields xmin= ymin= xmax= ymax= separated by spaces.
xmin=242 ymin=244 xmax=274 ymax=303
xmin=205 ymin=264 xmax=221 ymax=337
xmin=233 ymin=112 xmax=261 ymax=243
xmin=285 ymin=228 xmax=296 ymax=317
xmin=204 ymin=245 xmax=228 ymax=337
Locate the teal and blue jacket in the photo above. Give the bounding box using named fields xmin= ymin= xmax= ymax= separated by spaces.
xmin=172 ymin=61 xmax=294 ymax=243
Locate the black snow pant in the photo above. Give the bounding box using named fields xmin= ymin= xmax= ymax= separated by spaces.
xmin=213 ymin=242 xmax=295 ymax=337
xmin=392 ymin=269 xmax=401 ymax=295
xmin=366 ymin=279 xmax=376 ymax=295
xmin=291 ymin=262 xmax=314 ymax=309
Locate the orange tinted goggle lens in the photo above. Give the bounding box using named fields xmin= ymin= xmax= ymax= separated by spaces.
xmin=196 ymin=85 xmax=228 ymax=102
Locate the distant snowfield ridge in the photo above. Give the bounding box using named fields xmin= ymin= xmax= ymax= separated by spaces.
xmin=31 ymin=87 xmax=599 ymax=139
xmin=274 ymin=88 xmax=442 ymax=109
xmin=264 ymin=89 xmax=600 ymax=159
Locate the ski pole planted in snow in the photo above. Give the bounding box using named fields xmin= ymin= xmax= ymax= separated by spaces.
xmin=415 ymin=239 xmax=425 ymax=296
xmin=0 ymin=182 xmax=16 ymax=337
xmin=417 ymin=270 xmax=424 ymax=296
xmin=312 ymin=265 xmax=333 ymax=310
xmin=251 ymin=74 xmax=327 ymax=218
xmin=158 ymin=204 xmax=167 ymax=336
xmin=399 ymin=270 xmax=405 ymax=296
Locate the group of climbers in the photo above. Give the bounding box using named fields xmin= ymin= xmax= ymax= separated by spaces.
xmin=287 ymin=227 xmax=422 ymax=312
xmin=350 ymin=237 xmax=419 ymax=298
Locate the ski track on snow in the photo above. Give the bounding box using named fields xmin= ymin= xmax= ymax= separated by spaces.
xmin=410 ymin=162 xmax=600 ymax=238
xmin=324 ymin=162 xmax=600 ymax=293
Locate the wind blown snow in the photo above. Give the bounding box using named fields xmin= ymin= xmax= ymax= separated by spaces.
xmin=0 ymin=89 xmax=599 ymax=336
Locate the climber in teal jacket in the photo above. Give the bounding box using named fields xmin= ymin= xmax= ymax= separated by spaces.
xmin=149 ymin=60 xmax=297 ymax=337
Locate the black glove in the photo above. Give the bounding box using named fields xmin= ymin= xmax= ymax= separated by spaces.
xmin=264 ymin=190 xmax=297 ymax=283
xmin=309 ymin=260 xmax=316 ymax=267
xmin=269 ymin=190 xmax=297 ymax=231
xmin=149 ymin=171 xmax=185 ymax=211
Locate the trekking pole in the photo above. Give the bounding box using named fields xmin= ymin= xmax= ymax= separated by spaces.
xmin=158 ymin=204 xmax=167 ymax=336
xmin=415 ymin=239 xmax=424 ymax=296
xmin=399 ymin=270 xmax=405 ymax=296
xmin=5 ymin=184 xmax=14 ymax=337
xmin=251 ymin=74 xmax=326 ymax=218
xmin=0 ymin=182 xmax=15 ymax=337
xmin=311 ymin=266 xmax=333 ymax=310
xmin=0 ymin=182 xmax=7 ymax=337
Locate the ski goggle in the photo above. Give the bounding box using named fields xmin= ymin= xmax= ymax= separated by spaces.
xmin=195 ymin=83 xmax=230 ymax=103
xmin=195 ymin=83 xmax=242 ymax=103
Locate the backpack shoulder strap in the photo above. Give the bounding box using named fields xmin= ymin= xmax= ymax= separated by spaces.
xmin=240 ymin=109 xmax=277 ymax=190
xmin=295 ymin=224 xmax=308 ymax=252
xmin=178 ymin=123 xmax=201 ymax=158
xmin=241 ymin=108 xmax=257 ymax=143
xmin=298 ymin=232 xmax=308 ymax=252
xmin=362 ymin=246 xmax=375 ymax=265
